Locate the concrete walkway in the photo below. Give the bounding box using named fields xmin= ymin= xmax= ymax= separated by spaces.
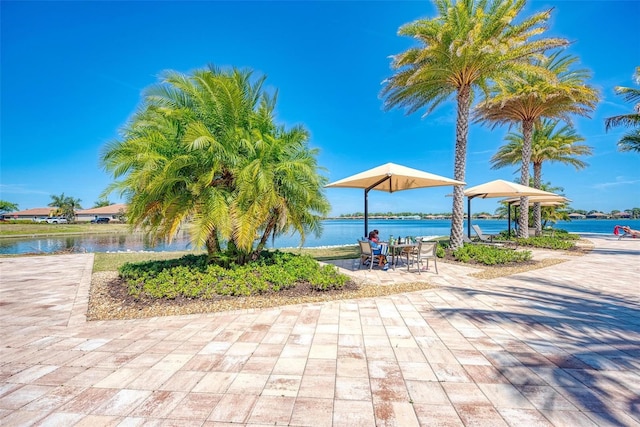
xmin=0 ymin=235 xmax=638 ymax=426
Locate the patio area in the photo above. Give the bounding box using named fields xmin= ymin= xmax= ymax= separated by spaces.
xmin=0 ymin=234 xmax=639 ymax=426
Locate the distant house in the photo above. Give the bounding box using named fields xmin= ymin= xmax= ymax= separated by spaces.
xmin=1 ymin=207 xmax=55 ymax=221
xmin=568 ymin=213 xmax=586 ymax=219
xmin=76 ymin=204 xmax=127 ymax=223
xmin=613 ymin=211 xmax=631 ymax=218
xmin=586 ymin=212 xmax=608 ymax=219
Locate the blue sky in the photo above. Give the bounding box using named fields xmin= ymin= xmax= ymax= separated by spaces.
xmin=1 ymin=0 xmax=639 ymax=217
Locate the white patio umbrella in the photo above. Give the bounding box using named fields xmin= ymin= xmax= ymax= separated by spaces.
xmin=463 ymin=180 xmax=559 ymax=238
xmin=500 ymin=195 xmax=570 ymax=237
xmin=325 ymin=162 xmax=465 ymax=238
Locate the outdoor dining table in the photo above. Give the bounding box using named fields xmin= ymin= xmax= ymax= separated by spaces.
xmin=388 ymin=242 xmax=420 ymax=271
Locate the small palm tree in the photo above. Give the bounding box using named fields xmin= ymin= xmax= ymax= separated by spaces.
xmin=605 ymin=66 xmax=640 ymax=153
xmin=48 ymin=193 xmax=82 ymax=222
xmin=475 ymin=51 xmax=598 ymax=237
xmin=491 ymin=119 xmax=592 ymax=233
xmin=381 ymin=0 xmax=568 ymax=249
xmin=102 ymin=65 xmax=329 ymax=264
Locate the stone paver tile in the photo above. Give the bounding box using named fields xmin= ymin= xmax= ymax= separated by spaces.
xmin=226 ymin=373 xmax=269 ymax=394
xmin=192 ymin=372 xmax=237 ymax=394
xmin=23 ymin=385 xmax=85 ymax=412
xmin=477 ymin=382 xmax=535 ymax=409
xmin=32 ymin=366 xmax=88 ymax=386
xmin=64 ymin=368 xmax=114 ymax=387
xmin=497 ymin=408 xmax=554 ymax=427
xmin=91 ymin=389 xmax=152 ymax=416
xmin=540 ymin=409 xmax=600 ymax=427
xmin=247 ymin=395 xmax=295 ymax=425
xmin=126 ymin=369 xmax=176 ymax=391
xmin=272 ymin=357 xmax=307 ymax=375
xmin=337 ymin=357 xmax=368 ymax=378
xmin=335 ymin=376 xmax=371 ymax=401
xmin=498 ymin=365 xmax=547 ymax=386
xmin=516 ymin=385 xmax=578 ymax=411
xmin=371 ymin=376 xmax=410 ymax=402
xmin=308 ymin=344 xmax=337 ymax=359
xmin=405 ymin=380 xmax=448 ymax=405
xmin=298 ymin=375 xmax=335 ymax=399
xmin=34 ymin=411 xmax=86 ymax=426
xmin=158 ymin=370 xmax=206 ymax=392
xmin=208 ymin=393 xmax=257 ymax=423
xmin=72 ymin=414 xmax=122 ymax=426
xmin=167 ymin=392 xmax=221 ymax=420
xmin=290 ymin=397 xmax=333 ymax=427
xmin=262 ymin=374 xmax=301 ymax=397
xmin=442 ymin=382 xmax=492 ymax=406
xmin=332 ymin=399 xmax=375 ymax=427
xmin=94 ymin=368 xmax=142 ymax=389
xmin=0 ymin=384 xmax=56 ymax=410
xmin=431 ymin=363 xmax=472 ymax=383
xmin=464 ymin=365 xmax=511 ymax=384
xmin=303 ymin=359 xmax=336 ymax=376
xmin=373 ymin=401 xmax=420 ymax=427
xmin=129 ymin=390 xmax=186 ymax=418
xmin=455 ymin=404 xmax=510 ymax=427
xmin=398 ymin=361 xmax=438 ymax=381
xmin=412 ymin=403 xmax=464 ymax=426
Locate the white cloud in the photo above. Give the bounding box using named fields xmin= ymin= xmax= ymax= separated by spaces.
xmin=0 ymin=184 xmax=49 ymax=195
xmin=592 ymin=178 xmax=640 ymax=190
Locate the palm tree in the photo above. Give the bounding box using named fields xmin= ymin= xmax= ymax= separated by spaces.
xmin=0 ymin=200 xmax=18 ymax=215
xmin=474 ymin=51 xmax=598 ymax=237
xmin=381 ymin=0 xmax=568 ymax=249
xmin=605 ymin=66 xmax=640 ymax=153
xmin=490 ymin=119 xmax=592 ymax=233
xmin=93 ymin=198 xmax=112 ymax=208
xmin=101 ymin=65 xmax=329 ymax=264
xmin=48 ymin=193 xmax=82 ymax=222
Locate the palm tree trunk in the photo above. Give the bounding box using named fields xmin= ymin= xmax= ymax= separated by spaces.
xmin=205 ymin=231 xmax=220 ymax=259
xmin=518 ymin=119 xmax=534 ymax=238
xmin=533 ymin=162 xmax=542 ymax=236
xmin=450 ymin=86 xmax=471 ymax=250
xmin=252 ymin=211 xmax=279 ymax=260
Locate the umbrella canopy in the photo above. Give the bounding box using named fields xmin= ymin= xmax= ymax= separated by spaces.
xmin=464 ymin=179 xmax=558 ymax=199
xmin=325 ymin=162 xmax=465 ymax=237
xmin=500 ymin=195 xmax=570 ymax=206
xmin=463 ymin=180 xmax=559 ymax=238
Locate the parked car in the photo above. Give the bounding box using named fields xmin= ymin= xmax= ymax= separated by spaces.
xmin=46 ymin=217 xmax=68 ymax=224
xmin=90 ymin=217 xmax=110 ymax=224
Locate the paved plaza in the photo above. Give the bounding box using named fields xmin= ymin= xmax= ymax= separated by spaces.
xmin=0 ymin=235 xmax=639 ymax=426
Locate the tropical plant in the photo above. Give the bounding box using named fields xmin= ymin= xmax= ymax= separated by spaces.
xmin=490 ymin=119 xmax=591 ymax=233
xmin=101 ymin=65 xmax=330 ymax=264
xmin=93 ymin=198 xmax=112 ymax=208
xmin=475 ymin=51 xmax=598 ymax=238
xmin=380 ymin=0 xmax=568 ymax=249
xmin=48 ymin=193 xmax=82 ymax=222
xmin=0 ymin=200 xmax=18 ymax=215
xmin=605 ymin=66 xmax=640 ymax=153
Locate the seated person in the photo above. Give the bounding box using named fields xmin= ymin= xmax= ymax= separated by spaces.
xmin=622 ymin=225 xmax=640 ymax=237
xmin=367 ymin=230 xmax=389 ymax=267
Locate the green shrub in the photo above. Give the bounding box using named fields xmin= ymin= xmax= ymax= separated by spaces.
xmin=453 ymin=244 xmax=532 ymax=265
xmin=119 ymin=251 xmax=350 ymax=299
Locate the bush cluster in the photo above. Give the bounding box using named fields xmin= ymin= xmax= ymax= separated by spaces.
xmin=515 ymin=229 xmax=579 ymax=250
xmin=452 ymin=244 xmax=532 ymax=265
xmin=120 ymin=251 xmax=350 ymax=299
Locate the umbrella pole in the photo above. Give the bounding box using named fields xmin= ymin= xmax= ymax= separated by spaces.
xmin=467 ymin=197 xmax=472 ymax=238
xmin=364 ymin=189 xmax=368 ymax=239
xmin=508 ymin=202 xmax=513 ymax=238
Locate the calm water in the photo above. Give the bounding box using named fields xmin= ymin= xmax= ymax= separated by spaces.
xmin=1 ymin=218 xmax=638 ymax=255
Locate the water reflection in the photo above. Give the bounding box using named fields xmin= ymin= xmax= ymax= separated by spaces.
xmin=0 ymin=232 xmax=197 ymax=255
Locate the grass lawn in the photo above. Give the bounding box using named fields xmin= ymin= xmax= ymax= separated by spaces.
xmin=0 ymin=221 xmax=131 ymax=237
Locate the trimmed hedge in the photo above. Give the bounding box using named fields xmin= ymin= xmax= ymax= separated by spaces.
xmin=119 ymin=251 xmax=350 ymax=299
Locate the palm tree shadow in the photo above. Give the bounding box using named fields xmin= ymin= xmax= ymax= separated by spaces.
xmin=435 ymin=276 xmax=640 ymax=426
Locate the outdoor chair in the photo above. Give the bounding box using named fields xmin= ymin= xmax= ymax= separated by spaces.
xmin=472 ymin=224 xmax=517 ymax=249
xmin=409 ymin=240 xmax=438 ymax=274
xmin=358 ymin=240 xmax=385 ymax=271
